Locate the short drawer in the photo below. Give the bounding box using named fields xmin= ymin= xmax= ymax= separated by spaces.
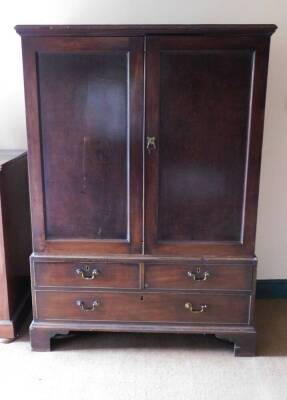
xmin=144 ymin=264 xmax=253 ymax=291
xmin=33 ymin=262 xmax=140 ymax=289
xmin=35 ymin=290 xmax=250 ymax=324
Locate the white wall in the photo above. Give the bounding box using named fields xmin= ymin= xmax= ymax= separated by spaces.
xmin=1 ymin=0 xmax=286 ymax=278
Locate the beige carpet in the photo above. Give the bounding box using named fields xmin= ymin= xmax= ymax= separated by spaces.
xmin=0 ymin=299 xmax=287 ymax=400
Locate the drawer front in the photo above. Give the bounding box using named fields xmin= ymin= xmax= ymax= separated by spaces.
xmin=33 ymin=262 xmax=140 ymax=289
xmin=145 ymin=264 xmax=253 ymax=291
xmin=35 ymin=291 xmax=250 ymax=324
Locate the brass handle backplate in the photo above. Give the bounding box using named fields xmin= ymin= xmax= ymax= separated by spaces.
xmin=146 ymin=136 xmax=156 ymax=154
xmin=185 ymin=303 xmax=208 ymax=313
xmin=76 ymin=265 xmax=100 ymax=280
xmin=76 ymin=300 xmax=100 ymax=312
xmin=187 ymin=270 xmax=210 ymax=281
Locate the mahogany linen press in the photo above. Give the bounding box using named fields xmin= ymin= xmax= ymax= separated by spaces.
xmin=16 ymin=24 xmax=276 ymax=354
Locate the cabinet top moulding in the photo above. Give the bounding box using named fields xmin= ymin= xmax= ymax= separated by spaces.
xmin=15 ymin=24 xmax=277 ymax=37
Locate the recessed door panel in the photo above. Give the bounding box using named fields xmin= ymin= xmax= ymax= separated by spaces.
xmin=38 ymin=52 xmax=128 ymax=240
xmin=158 ymin=50 xmax=252 ymax=242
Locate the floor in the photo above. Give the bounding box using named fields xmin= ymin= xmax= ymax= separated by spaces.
xmin=0 ymin=299 xmax=287 ymax=400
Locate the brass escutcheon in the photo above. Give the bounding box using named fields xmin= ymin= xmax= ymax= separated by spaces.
xmin=146 ymin=136 xmax=156 ymax=154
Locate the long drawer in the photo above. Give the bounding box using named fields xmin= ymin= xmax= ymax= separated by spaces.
xmin=144 ymin=264 xmax=253 ymax=291
xmin=33 ymin=262 xmax=140 ymax=289
xmin=35 ymin=290 xmax=251 ymax=324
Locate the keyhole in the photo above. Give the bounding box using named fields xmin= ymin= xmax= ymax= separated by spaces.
xmin=140 ymin=296 xmax=144 ymax=301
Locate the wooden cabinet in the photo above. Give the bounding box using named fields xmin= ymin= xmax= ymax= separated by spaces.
xmin=0 ymin=151 xmax=31 ymax=339
xmin=16 ymin=24 xmax=276 ymax=355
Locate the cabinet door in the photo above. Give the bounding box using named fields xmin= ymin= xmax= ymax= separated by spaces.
xmin=145 ymin=35 xmax=270 ymax=256
xmin=23 ymin=36 xmax=143 ymax=254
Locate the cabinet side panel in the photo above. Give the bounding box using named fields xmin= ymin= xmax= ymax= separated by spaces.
xmin=0 ymin=178 xmax=9 ymax=320
xmin=0 ymin=156 xmax=32 ymax=317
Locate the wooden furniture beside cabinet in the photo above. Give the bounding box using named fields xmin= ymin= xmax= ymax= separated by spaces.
xmin=16 ymin=24 xmax=277 ymax=354
xmin=0 ymin=151 xmax=32 ymax=339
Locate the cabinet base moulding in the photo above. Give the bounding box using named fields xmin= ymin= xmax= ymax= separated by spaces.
xmin=215 ymin=331 xmax=256 ymax=357
xmin=0 ymin=321 xmax=15 ymax=341
xmin=30 ymin=320 xmax=256 ymax=356
xmin=0 ymin=291 xmax=31 ymax=340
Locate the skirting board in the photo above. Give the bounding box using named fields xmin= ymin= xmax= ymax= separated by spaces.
xmin=256 ymin=280 xmax=287 ymax=299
